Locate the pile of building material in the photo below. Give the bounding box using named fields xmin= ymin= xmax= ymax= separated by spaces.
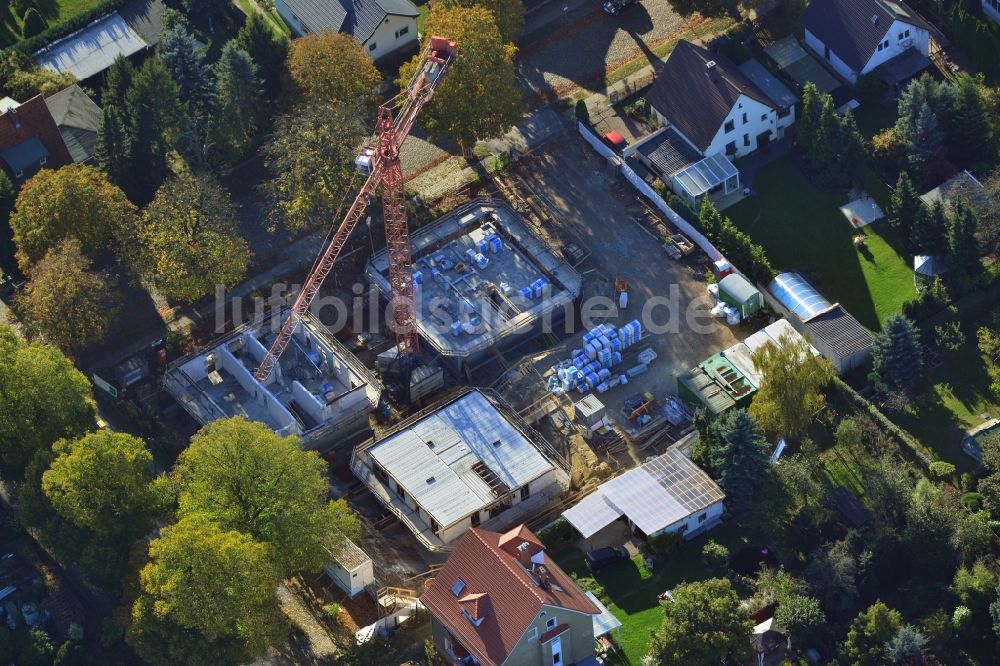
xmin=547 ymin=320 xmax=644 ymax=395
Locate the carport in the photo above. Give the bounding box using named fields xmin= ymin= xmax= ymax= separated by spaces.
xmin=764 ymin=36 xmax=842 ymax=95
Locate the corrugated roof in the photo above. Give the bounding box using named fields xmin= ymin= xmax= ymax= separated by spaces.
xmin=802 ymin=305 xmax=873 ymax=358
xmin=801 ymin=0 xmax=930 ymax=72
xmin=420 ymin=527 xmax=598 ymax=666
xmin=636 ymin=127 xmax=701 ymax=177
xmin=367 ymin=391 xmax=553 ymax=528
xmin=33 ymin=12 xmax=148 ymax=80
xmin=561 ymin=490 xmax=623 ymax=539
xmin=44 ymin=84 xmax=102 ymax=164
xmin=763 ymin=35 xmax=843 ymax=94
xmin=769 ymin=272 xmax=833 ymax=321
xmin=647 ymin=40 xmax=777 ymax=152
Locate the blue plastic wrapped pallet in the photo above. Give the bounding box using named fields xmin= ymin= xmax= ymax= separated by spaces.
xmin=586 ymin=343 xmax=598 ymax=360
xmin=490 ymin=235 xmax=502 ymax=253
xmin=520 ymin=286 xmax=532 ymax=300
xmin=477 ymin=239 xmax=489 ymax=253
xmin=626 ymin=363 xmax=648 ymax=377
xmin=612 ymin=351 xmax=622 ymax=366
xmin=598 ymin=368 xmax=611 ymax=381
xmin=466 ymin=248 xmax=477 ymax=261
xmin=582 ymin=331 xmax=595 ymax=345
xmin=586 ymin=371 xmax=599 ymax=386
xmin=475 ymin=253 xmax=489 ymax=269
xmin=531 ymin=279 xmax=546 ymax=298
xmin=596 ymin=382 xmax=609 ymax=393
xmin=611 ymin=337 xmax=621 ymax=353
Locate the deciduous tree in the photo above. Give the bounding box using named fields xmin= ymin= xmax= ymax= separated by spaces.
xmin=647 ymin=578 xmax=752 ymax=664
xmin=172 ymin=417 xmax=361 ymax=576
xmin=399 ymin=6 xmax=523 ymax=152
xmin=871 ymin=314 xmax=923 ymax=393
xmin=0 ymin=325 xmax=96 ymax=479
xmin=262 ymin=101 xmax=364 ymax=231
xmin=749 ymin=334 xmax=833 ymax=440
xmin=841 ymin=601 xmax=902 ymax=666
xmin=9 ymin=164 xmax=136 ymax=273
xmin=15 ymin=238 xmax=121 ymax=352
xmin=439 ymin=0 xmax=525 ymax=42
xmin=775 ymin=593 xmax=826 ymax=646
xmin=805 ymin=540 xmax=857 ymax=617
xmin=286 ymin=31 xmax=381 ymax=110
xmin=129 ymin=514 xmax=284 ymax=665
xmin=134 ymin=173 xmax=249 ymax=303
xmin=709 ymin=409 xmax=770 ymax=504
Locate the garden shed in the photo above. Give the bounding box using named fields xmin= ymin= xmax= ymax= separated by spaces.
xmin=322 ymin=538 xmax=374 ymax=598
xmin=718 ymin=273 xmax=762 ymax=319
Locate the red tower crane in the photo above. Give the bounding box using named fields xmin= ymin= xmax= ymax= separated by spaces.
xmin=255 ymin=37 xmax=456 ymax=383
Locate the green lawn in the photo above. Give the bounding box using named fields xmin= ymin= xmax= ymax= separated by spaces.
xmin=890 ymin=321 xmax=999 ymax=471
xmin=728 ymin=156 xmax=915 ymax=330
xmin=0 ymin=0 xmax=105 ymax=47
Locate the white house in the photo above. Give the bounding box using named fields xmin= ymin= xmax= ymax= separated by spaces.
xmin=801 ymin=0 xmax=932 ymax=85
xmin=275 ymin=0 xmax=419 ymax=62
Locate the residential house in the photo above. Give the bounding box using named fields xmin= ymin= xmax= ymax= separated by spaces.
xmin=421 ymin=525 xmax=601 ymax=666
xmin=275 ymin=0 xmax=420 ymax=61
xmin=350 ymin=389 xmax=568 ymax=552
xmin=630 ymin=41 xmax=795 ymax=208
xmin=0 ymin=95 xmax=73 ymax=183
xmin=801 ymin=0 xmax=932 ymax=85
xmin=44 ymin=84 xmax=103 ymax=165
xmin=33 ymin=0 xmax=167 ymax=81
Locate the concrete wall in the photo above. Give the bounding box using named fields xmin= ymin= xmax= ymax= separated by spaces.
xmin=216 ymin=347 xmax=300 ymax=436
xmin=704 ymin=94 xmax=777 ymax=159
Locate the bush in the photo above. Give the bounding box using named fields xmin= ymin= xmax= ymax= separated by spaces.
xmin=928 ymin=460 xmax=956 ymax=481
xmin=647 ymin=530 xmax=683 ymax=555
xmin=701 ymin=540 xmax=730 ymax=573
xmin=947 ymin=4 xmax=1000 ymax=74
xmin=961 ymin=492 xmax=984 ymax=512
xmin=537 ymin=518 xmax=571 ymax=546
xmin=575 ymin=99 xmax=589 ymax=124
xmin=21 ymin=7 xmax=46 ymax=38
xmin=952 ymin=605 xmax=972 ymax=631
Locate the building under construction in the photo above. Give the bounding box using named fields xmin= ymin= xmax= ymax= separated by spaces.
xmin=366 ymin=198 xmax=582 ymax=376
xmin=164 ymin=312 xmax=382 ymax=449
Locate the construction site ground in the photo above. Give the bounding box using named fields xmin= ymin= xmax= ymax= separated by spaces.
xmin=491 ymin=132 xmax=741 ymax=490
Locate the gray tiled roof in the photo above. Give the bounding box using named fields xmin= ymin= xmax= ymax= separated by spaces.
xmin=802 ymin=305 xmax=873 ymax=358
xmin=282 ymin=0 xmax=417 ymax=42
xmin=45 ymin=84 xmax=102 ymax=164
xmin=647 ymin=40 xmax=777 ymax=152
xmin=801 ymin=0 xmax=930 ymax=72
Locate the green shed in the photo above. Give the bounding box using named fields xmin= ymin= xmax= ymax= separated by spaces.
xmin=719 ymin=273 xmax=762 ymax=319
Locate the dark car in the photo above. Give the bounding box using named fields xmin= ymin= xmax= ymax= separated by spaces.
xmin=585 ymin=547 xmax=629 ymax=573
xmin=602 ymin=0 xmax=636 ymax=15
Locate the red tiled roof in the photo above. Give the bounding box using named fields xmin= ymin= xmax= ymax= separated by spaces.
xmin=0 ymin=95 xmax=72 ymax=173
xmin=421 ymin=526 xmax=599 ymax=666
xmin=539 ymin=623 xmax=570 ymax=643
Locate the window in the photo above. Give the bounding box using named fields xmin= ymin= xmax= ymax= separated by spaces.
xmin=553 ymin=653 xmax=561 ymax=665
xmin=520 ymin=485 xmax=530 ymax=501
xmin=369 ymin=42 xmax=377 ymax=52
xmin=898 ymin=29 xmax=910 ymax=40
xmin=741 ymin=112 xmax=747 ymax=124
xmin=877 ymin=39 xmax=890 ymax=51
xmin=743 ymin=134 xmax=750 ymax=147
xmin=698 ymin=512 xmax=708 ymax=523
xmin=430 ymin=518 xmax=439 ymax=533
xmin=546 ymin=617 xmax=557 ymax=629
xmin=724 ymin=119 xmax=735 ymax=133
xmin=526 ymin=627 xmax=538 ymax=642
xmin=725 ymin=141 xmax=737 ymax=154
xmin=396 ymin=25 xmax=409 ymax=38
xmin=451 ymin=579 xmax=466 ymax=596
xmin=470 ymin=511 xmax=480 ymax=527
xmin=761 ymin=113 xmax=768 ymax=121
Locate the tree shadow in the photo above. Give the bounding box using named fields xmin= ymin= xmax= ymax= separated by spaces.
xmin=517 ymin=1 xmax=654 ymax=104
xmin=33 ymin=0 xmax=59 ymax=22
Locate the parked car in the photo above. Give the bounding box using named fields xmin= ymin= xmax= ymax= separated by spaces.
xmin=585 ymin=547 xmax=629 ymax=573
xmin=602 ymin=0 xmax=636 ymax=15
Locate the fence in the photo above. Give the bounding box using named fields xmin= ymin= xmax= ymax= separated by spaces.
xmin=576 ymin=121 xmax=725 ymax=263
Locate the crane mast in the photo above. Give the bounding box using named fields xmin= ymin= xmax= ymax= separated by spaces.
xmin=255 ymin=37 xmax=456 ymax=383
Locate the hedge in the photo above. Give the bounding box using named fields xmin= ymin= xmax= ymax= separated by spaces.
xmin=8 ymin=0 xmax=133 ymax=56
xmin=831 ymin=376 xmax=934 ymax=471
xmin=946 ymin=4 xmax=1000 ymax=75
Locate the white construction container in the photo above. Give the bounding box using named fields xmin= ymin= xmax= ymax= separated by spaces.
xmin=322 ymin=539 xmax=374 ymax=598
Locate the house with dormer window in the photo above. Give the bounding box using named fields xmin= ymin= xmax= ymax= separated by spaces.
xmin=421 ymin=525 xmax=601 ymax=666
xmin=801 ymin=0 xmax=932 ymax=85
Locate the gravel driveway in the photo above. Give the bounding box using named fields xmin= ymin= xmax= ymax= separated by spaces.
xmin=517 ymin=0 xmax=687 ymax=100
